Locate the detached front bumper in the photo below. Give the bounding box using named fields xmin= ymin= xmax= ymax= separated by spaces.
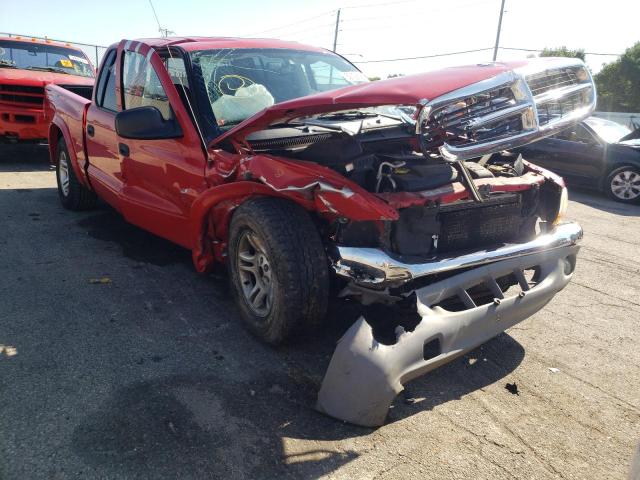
xmin=317 ymin=222 xmax=582 ymax=427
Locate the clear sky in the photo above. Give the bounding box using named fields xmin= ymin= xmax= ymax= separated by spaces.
xmin=1 ymin=0 xmax=637 ymax=77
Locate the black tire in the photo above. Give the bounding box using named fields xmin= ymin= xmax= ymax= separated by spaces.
xmin=56 ymin=137 xmax=97 ymax=210
xmin=228 ymin=197 xmax=330 ymax=345
xmin=605 ymin=166 xmax=640 ymax=204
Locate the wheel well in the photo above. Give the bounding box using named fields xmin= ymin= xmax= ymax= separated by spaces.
xmin=48 ymin=125 xmax=63 ymax=165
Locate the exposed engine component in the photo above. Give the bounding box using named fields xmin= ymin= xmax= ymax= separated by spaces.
xmin=247 ymin=123 xmax=548 ymax=260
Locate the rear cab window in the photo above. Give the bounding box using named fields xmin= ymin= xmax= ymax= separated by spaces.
xmin=95 ymin=49 xmax=117 ymax=111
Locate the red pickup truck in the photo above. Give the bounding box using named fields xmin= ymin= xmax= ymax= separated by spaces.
xmin=0 ymin=36 xmax=94 ymax=143
xmin=46 ymin=37 xmax=593 ymax=426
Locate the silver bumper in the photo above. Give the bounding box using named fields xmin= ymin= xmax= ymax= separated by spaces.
xmin=333 ymin=222 xmax=583 ymax=286
xmin=317 ymin=236 xmax=581 ymax=427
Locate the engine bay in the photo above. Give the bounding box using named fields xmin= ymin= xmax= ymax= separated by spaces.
xmin=247 ymin=117 xmax=528 ymax=195
xmin=245 ymin=115 xmax=561 ymax=261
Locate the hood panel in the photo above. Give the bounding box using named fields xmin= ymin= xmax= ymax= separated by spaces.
xmin=211 ymin=60 xmax=529 ymax=147
xmin=0 ymin=68 xmax=94 ymax=86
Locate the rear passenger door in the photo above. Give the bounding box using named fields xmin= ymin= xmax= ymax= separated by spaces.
xmin=117 ymin=41 xmax=207 ymax=248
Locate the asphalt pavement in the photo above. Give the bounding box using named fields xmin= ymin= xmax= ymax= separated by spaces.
xmin=0 ymin=145 xmax=638 ymax=479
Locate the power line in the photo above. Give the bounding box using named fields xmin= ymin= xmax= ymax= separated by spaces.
xmin=273 ymin=22 xmax=335 ymax=40
xmin=352 ymin=47 xmax=494 ymax=63
xmin=339 ymin=0 xmax=494 ymax=22
xmin=500 ymin=47 xmax=622 ymax=56
xmin=342 ymin=0 xmax=420 ymax=9
xmin=242 ymin=10 xmax=336 ymax=37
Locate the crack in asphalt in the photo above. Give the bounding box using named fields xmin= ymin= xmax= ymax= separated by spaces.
xmin=570 ymin=281 xmax=640 ymax=308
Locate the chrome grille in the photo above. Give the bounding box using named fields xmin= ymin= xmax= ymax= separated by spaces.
xmin=536 ymin=89 xmax=588 ymax=126
xmin=418 ymin=58 xmax=596 ymax=161
xmin=526 ymin=67 xmax=581 ymax=96
xmin=422 ymin=86 xmax=524 ymax=148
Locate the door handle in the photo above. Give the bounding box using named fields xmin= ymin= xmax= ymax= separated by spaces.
xmin=118 ymin=143 xmax=130 ymax=157
xmin=87 ymin=124 xmax=95 ymax=137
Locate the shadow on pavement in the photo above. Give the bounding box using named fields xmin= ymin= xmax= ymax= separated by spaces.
xmin=70 ymin=333 xmax=523 ymax=479
xmin=67 ymin=206 xmax=525 ymax=477
xmin=0 ymin=144 xmax=51 ymax=172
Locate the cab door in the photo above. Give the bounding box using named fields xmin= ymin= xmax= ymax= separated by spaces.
xmin=116 ymin=41 xmax=207 ymax=249
xmin=85 ymin=48 xmax=123 ymax=209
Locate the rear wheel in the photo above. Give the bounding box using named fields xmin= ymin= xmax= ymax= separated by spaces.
xmin=56 ymin=138 xmax=97 ymax=210
xmin=606 ymin=166 xmax=640 ymax=204
xmin=228 ymin=197 xmax=329 ymax=345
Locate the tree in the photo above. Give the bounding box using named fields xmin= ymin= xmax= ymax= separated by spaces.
xmin=540 ymin=46 xmax=586 ymax=61
xmin=368 ymin=76 xmax=381 ymax=82
xmin=594 ymin=42 xmax=640 ymax=112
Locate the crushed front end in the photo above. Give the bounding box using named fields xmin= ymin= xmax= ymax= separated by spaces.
xmin=212 ymin=57 xmax=595 ymax=426
xmin=312 ymin=59 xmax=594 ymax=426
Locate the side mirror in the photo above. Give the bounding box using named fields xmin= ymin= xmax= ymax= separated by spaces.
xmin=115 ymin=106 xmax=182 ymax=140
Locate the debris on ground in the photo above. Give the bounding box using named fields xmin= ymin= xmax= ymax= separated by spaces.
xmin=505 ymin=382 xmax=520 ymax=395
xmin=548 ymin=367 xmax=561 ymax=373
xmin=89 ymin=277 xmax=111 ymax=284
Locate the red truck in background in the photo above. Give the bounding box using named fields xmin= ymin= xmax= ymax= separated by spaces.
xmin=45 ymin=36 xmax=594 ymax=426
xmin=0 ymin=36 xmax=94 ymax=143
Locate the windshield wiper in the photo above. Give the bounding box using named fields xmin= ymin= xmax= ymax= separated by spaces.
xmin=317 ymin=110 xmax=378 ymax=120
xmin=317 ymin=110 xmax=408 ymax=123
xmin=25 ymin=66 xmax=71 ymax=75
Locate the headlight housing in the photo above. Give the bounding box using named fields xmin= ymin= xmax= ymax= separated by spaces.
xmin=554 ymin=186 xmax=569 ymax=225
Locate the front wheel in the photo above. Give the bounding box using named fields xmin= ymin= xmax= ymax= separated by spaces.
xmin=606 ymin=166 xmax=640 ymax=204
xmin=228 ymin=197 xmax=330 ymax=345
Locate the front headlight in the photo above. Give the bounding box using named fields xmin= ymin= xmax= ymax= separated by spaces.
xmin=554 ymin=186 xmax=569 ymax=225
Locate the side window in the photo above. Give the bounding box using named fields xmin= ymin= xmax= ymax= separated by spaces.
xmin=575 ymin=125 xmax=596 ymax=144
xmin=555 ymin=125 xmax=595 ymax=144
xmin=95 ymin=49 xmax=117 ymax=111
xmin=308 ymin=61 xmax=351 ymax=91
xmin=122 ymin=50 xmax=172 ymax=120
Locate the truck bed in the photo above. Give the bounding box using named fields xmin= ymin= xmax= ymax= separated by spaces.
xmin=45 ymin=84 xmax=93 ymax=177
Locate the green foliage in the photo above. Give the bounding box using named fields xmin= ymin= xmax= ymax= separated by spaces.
xmin=540 ymin=46 xmax=586 ymax=61
xmin=368 ymin=76 xmax=381 ymax=81
xmin=595 ymin=42 xmax=640 ymax=112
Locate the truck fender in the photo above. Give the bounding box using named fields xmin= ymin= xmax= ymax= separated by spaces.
xmin=189 ymin=181 xmax=289 ymax=273
xmin=48 ymin=118 xmax=91 ymax=189
xmin=239 ymin=155 xmax=399 ymax=222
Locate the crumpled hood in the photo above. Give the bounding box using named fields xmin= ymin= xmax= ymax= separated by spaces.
xmin=0 ymin=68 xmax=94 ymax=87
xmin=210 ymin=60 xmax=530 ymax=147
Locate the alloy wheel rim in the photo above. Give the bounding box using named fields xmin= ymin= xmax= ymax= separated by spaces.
xmin=58 ymin=151 xmax=70 ymax=197
xmin=611 ymin=170 xmax=640 ymax=200
xmin=237 ymin=229 xmax=273 ymax=317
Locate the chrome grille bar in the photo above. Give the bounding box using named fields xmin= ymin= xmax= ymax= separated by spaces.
xmin=417 ymin=59 xmax=596 ymax=161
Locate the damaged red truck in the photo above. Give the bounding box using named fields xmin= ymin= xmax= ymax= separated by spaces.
xmin=46 ymin=37 xmax=594 ymax=427
xmin=0 ymin=36 xmax=94 ymax=143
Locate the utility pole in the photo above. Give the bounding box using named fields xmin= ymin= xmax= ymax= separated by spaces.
xmin=492 ymin=0 xmax=506 ymax=61
xmin=332 ymin=9 xmax=341 ymax=53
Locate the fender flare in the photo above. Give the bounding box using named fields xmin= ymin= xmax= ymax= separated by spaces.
xmin=48 ymin=118 xmax=91 ymax=189
xmin=189 ymin=181 xmax=291 ymax=273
